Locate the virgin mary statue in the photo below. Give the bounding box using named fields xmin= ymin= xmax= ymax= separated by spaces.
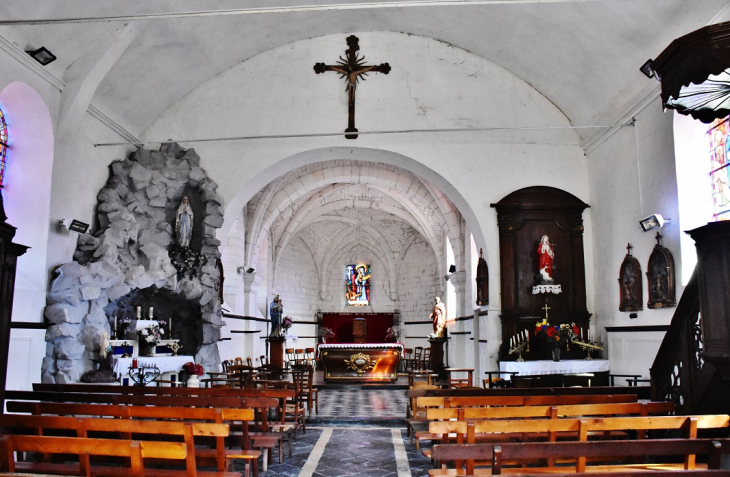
xmin=176 ymin=196 xmax=194 ymax=248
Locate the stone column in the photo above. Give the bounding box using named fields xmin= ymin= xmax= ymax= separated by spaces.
xmin=450 ymin=271 xmax=467 ymax=319
xmin=242 ymin=271 xmax=259 ymax=318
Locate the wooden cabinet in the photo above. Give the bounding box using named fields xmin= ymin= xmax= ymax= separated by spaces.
xmin=491 ymin=186 xmax=590 ymax=361
xmin=352 ymin=317 xmax=367 ymax=343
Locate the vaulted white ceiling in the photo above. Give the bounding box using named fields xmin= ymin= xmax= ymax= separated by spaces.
xmin=245 ymin=160 xmax=463 ymax=287
xmin=2 ymin=0 xmax=728 ymax=143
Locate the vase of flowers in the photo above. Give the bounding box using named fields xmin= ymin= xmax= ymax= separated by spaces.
xmin=136 ymin=321 xmax=165 ymax=357
xmin=182 ymin=361 xmax=204 ymax=388
xmin=535 ymin=320 xmax=578 ymax=361
xmin=280 ymin=315 xmax=293 ymax=336
xmin=385 ymin=326 xmax=401 ymax=342
xmin=318 ymin=326 xmax=334 ymax=344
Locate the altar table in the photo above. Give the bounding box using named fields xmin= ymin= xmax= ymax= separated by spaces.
xmin=499 ymin=359 xmax=609 ymax=387
xmin=318 ymin=343 xmax=403 ymax=383
xmin=113 ymin=355 xmax=194 ymax=379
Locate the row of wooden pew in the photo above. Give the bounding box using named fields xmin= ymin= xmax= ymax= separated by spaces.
xmin=404 ymin=385 xmax=730 ymax=475
xmin=0 ymin=382 xmax=303 ymax=476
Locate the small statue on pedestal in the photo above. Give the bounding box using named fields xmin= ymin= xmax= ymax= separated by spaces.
xmin=81 ymin=331 xmax=117 ymax=383
xmin=427 ymin=296 xmax=447 ymax=339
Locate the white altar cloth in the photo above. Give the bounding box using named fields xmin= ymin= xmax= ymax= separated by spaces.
xmin=317 ymin=342 xmax=404 ymax=357
xmin=499 ymin=359 xmax=609 ymax=377
xmin=113 ymin=355 xmax=194 ymax=377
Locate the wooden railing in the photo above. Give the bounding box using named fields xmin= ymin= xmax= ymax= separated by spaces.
xmin=650 ymin=268 xmax=711 ymax=413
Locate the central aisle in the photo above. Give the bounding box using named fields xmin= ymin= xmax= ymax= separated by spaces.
xmin=232 ymin=385 xmax=433 ymax=476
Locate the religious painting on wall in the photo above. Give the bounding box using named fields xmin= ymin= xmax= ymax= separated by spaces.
xmin=346 ymin=264 xmax=371 ymax=306
xmin=646 ymin=233 xmax=676 ymax=309
xmin=708 ymin=117 xmax=730 ymax=221
xmin=618 ymin=243 xmax=642 ymax=312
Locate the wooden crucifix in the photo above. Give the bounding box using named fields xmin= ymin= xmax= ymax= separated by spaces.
xmin=314 ymin=35 xmax=391 ymax=139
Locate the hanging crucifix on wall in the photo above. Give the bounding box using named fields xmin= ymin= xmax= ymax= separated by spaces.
xmin=314 ymin=35 xmax=391 ymax=139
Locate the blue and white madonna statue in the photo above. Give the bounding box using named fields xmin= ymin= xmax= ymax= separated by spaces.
xmin=176 ymin=196 xmax=194 ymax=248
xmin=270 ymin=295 xmax=283 ymax=336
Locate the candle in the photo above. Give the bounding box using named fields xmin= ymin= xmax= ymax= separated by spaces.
xmin=169 ymin=318 xmax=172 ymax=333
xmin=149 ymin=307 xmax=154 ymax=319
xmin=136 ymin=306 xmax=141 ymax=319
xmin=114 ymin=315 xmax=117 ymax=330
xmin=580 ymin=328 xmax=583 ymax=339
xmin=510 ymin=337 xmax=513 ymax=347
xmin=132 ymin=358 xmax=138 ymax=368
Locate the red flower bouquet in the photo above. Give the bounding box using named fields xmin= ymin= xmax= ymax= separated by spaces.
xmin=182 ymin=362 xmax=204 ymax=376
xmin=535 ymin=320 xmax=577 ymax=349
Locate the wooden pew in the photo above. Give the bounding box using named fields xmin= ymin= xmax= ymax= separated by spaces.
xmin=5 ymin=397 xmax=290 ymax=475
xmin=0 ymin=414 xmax=240 ymax=477
xmin=408 ymin=393 xmax=640 ymax=446
xmin=430 ymin=438 xmax=730 ymax=475
xmin=406 ymin=386 xmax=651 ymax=399
xmin=417 ymin=402 xmax=675 ymax=453
xmin=0 ymin=434 xmax=189 ymax=477
xmin=428 ymin=415 xmax=730 ymax=474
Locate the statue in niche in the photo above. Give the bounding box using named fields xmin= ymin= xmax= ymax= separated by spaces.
xmin=81 ymin=330 xmax=116 ymax=383
xmin=646 ymin=232 xmax=676 ymax=309
xmin=428 ymin=296 xmax=447 ymax=339
xmin=176 ymin=196 xmax=194 ymax=248
xmin=476 ymin=248 xmax=489 ymax=306
xmin=269 ymin=295 xmax=283 ymax=337
xmin=618 ymin=244 xmax=642 ymax=312
xmin=537 ymin=235 xmax=555 ymax=283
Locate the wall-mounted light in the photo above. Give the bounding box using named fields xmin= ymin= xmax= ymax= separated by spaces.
xmin=58 ymin=219 xmax=89 ymax=234
xmin=26 ymin=47 xmax=56 ymax=66
xmin=448 ymin=265 xmax=456 ymax=273
xmin=640 ymin=214 xmax=670 ymax=232
xmin=246 ymin=267 xmax=255 ymax=274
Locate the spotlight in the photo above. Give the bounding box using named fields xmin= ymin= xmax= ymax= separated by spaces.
xmin=640 ymin=214 xmax=670 ymax=232
xmin=26 ymin=47 xmax=56 ymax=66
xmin=448 ymin=265 xmax=456 ymax=273
xmin=246 ymin=268 xmax=255 ymax=274
xmin=639 ymin=59 xmax=656 ymax=79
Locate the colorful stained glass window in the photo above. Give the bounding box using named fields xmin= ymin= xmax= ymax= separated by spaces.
xmin=345 ymin=264 xmax=371 ymax=306
xmin=708 ymin=117 xmax=730 ymax=220
xmin=0 ymin=106 xmax=6 ymax=188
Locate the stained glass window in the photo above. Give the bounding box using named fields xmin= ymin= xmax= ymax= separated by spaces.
xmin=345 ymin=264 xmax=370 ymax=306
xmin=0 ymin=106 xmax=7 ymax=188
xmin=708 ymin=117 xmax=730 ymax=220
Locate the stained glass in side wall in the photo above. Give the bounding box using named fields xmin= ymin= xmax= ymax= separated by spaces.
xmin=0 ymin=106 xmax=7 ymax=188
xmin=708 ymin=117 xmax=730 ymax=220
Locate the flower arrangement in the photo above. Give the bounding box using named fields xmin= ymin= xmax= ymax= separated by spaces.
xmin=137 ymin=321 xmax=165 ymax=344
xmin=385 ymin=326 xmax=401 ymax=341
xmin=281 ymin=315 xmax=293 ymax=331
xmin=318 ymin=326 xmax=335 ymax=339
xmin=535 ymin=320 xmax=578 ymax=349
xmin=182 ymin=362 xmax=204 ymax=376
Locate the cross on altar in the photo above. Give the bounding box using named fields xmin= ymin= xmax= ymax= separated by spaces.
xmin=542 ymin=304 xmax=551 ymax=320
xmin=314 ymin=35 xmax=391 ymax=139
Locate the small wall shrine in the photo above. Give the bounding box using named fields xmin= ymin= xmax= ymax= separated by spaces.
xmin=44 ymin=143 xmax=224 ymax=384
xmin=491 ymin=186 xmax=592 ymax=362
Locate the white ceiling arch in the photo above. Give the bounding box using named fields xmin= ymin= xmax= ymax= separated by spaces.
xmin=245 ymin=159 xmax=464 ymax=289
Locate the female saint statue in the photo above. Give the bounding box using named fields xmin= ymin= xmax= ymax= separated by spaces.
xmin=428 ymin=296 xmax=447 ymax=339
xmin=537 ymin=235 xmax=555 ymax=282
xmin=176 ymin=196 xmax=194 ymax=248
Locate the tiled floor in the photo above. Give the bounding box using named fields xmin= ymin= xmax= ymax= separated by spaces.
xmin=232 ymin=383 xmax=434 ymax=476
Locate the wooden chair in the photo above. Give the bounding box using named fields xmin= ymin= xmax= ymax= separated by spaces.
xmin=284 ymin=348 xmax=296 ymax=369
xmin=246 ymin=356 xmax=254 ymax=367
xmin=303 ymin=347 xmax=316 ymax=369
xmin=406 ymin=346 xmax=424 ymax=371
xmin=294 ymin=348 xmax=305 ymax=366
xmin=402 ymin=348 xmax=413 ymax=372
xmin=292 ymin=364 xmax=318 ymax=417
xmin=259 ymin=354 xmax=268 ymax=366
xmin=287 ymin=367 xmax=308 ymax=433
xmin=422 ymin=347 xmax=432 ymax=370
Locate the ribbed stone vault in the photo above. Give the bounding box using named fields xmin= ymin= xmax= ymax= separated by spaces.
xmin=245 ymin=160 xmax=463 ymax=297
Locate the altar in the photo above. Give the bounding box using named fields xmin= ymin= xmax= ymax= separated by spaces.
xmin=499 ymin=359 xmax=610 ymax=387
xmin=319 ymin=343 xmax=403 ymax=383
xmin=113 ymin=355 xmax=194 ymax=385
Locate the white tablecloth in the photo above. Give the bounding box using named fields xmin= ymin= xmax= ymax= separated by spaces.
xmin=499 ymin=359 xmax=609 ymax=377
xmin=113 ymin=355 xmax=194 ymax=377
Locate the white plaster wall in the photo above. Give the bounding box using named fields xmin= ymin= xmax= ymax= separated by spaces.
xmin=143 ymin=32 xmax=590 ymax=375
xmin=586 ymin=100 xmax=681 ymax=375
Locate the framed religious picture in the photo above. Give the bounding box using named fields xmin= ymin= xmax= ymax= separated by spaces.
xmin=618 ymin=243 xmax=642 ymax=312
xmin=646 ymin=233 xmax=677 ymax=309
xmin=476 ymin=248 xmax=489 ymax=306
